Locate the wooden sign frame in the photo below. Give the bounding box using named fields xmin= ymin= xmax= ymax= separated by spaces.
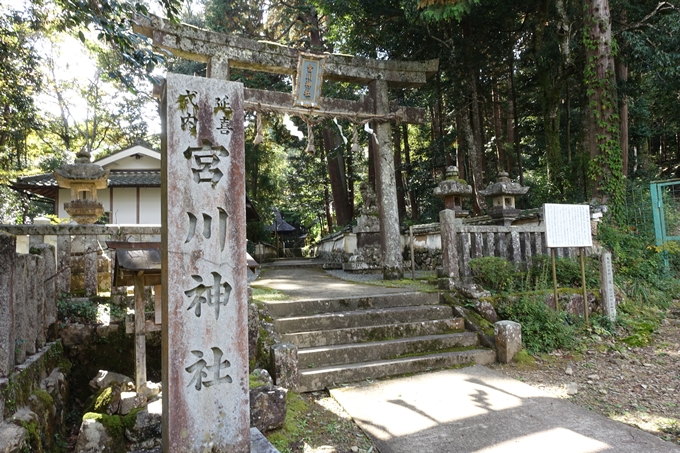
xmin=293 ymin=52 xmax=325 ymax=109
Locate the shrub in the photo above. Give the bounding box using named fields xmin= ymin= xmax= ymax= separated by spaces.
xmin=470 ymin=257 xmax=515 ymax=292
xmin=497 ymin=295 xmax=574 ymax=354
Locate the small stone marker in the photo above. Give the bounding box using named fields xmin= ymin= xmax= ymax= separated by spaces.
xmin=600 ymin=251 xmax=617 ymax=322
xmin=494 ymin=320 xmax=522 ymax=364
xmin=162 ymin=73 xmax=249 ymax=452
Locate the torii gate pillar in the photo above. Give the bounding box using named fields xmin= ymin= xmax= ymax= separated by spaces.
xmin=370 ymin=79 xmax=403 ymax=279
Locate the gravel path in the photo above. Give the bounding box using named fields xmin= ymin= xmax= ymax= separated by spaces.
xmin=490 ymin=312 xmax=680 ymax=447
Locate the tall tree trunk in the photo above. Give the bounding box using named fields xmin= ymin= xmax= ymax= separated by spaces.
xmin=402 ymin=124 xmax=418 ymax=220
xmin=346 ymin=142 xmax=355 ymax=219
xmin=323 ymin=128 xmax=352 ymax=226
xmin=584 ymin=0 xmax=624 ymax=213
xmin=393 ymin=125 xmax=406 ymax=222
xmin=307 ymin=8 xmax=352 ymax=225
xmin=616 ymin=60 xmax=629 ymax=177
xmin=368 ymin=130 xmax=376 ymax=192
xmin=508 ymin=48 xmax=524 ymax=185
xmin=492 ymin=80 xmax=504 ymax=172
xmin=323 ymin=183 xmax=333 ymax=234
xmin=461 ymin=104 xmax=485 ymax=213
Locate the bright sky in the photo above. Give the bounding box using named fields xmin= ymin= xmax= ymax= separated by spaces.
xmin=4 ymin=0 xmax=162 ymax=144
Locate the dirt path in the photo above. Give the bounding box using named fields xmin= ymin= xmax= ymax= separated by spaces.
xmin=490 ymin=310 xmax=680 ymax=447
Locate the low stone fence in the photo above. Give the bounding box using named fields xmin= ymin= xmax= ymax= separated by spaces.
xmin=313 ymin=217 xmax=588 ymax=274
xmin=315 ymin=230 xmax=357 ymax=263
xmin=0 ymin=232 xmax=59 ymax=378
xmin=0 ymin=224 xmax=161 ymax=296
xmin=253 ymin=241 xmax=279 ymax=263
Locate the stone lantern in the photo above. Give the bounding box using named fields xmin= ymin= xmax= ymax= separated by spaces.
xmin=479 ymin=172 xmax=529 ymax=226
xmin=54 ymin=148 xmax=109 ymax=224
xmin=433 ymin=166 xmax=472 ymax=218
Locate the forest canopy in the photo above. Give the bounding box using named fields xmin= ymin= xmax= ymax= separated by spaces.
xmin=2 ymin=0 xmax=680 ymax=237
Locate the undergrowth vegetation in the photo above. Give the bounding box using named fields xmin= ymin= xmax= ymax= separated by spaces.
xmin=469 ymin=221 xmax=680 ymax=355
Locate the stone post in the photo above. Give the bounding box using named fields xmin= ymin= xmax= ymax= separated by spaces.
xmin=162 ymin=73 xmax=249 ymax=452
xmin=14 ymin=254 xmax=28 ymax=364
xmin=270 ymin=343 xmax=299 ymax=392
xmin=34 ymin=244 xmax=57 ymax=336
xmin=495 ymin=320 xmax=522 ymax=363
xmin=439 ymin=209 xmax=459 ymax=280
xmin=0 ymin=232 xmax=16 ymax=376
xmin=370 ymin=79 xmax=403 ymax=280
xmin=82 ymin=235 xmax=98 ymax=296
xmin=56 ymin=233 xmax=71 ymax=295
xmin=600 ymin=250 xmax=617 ymax=322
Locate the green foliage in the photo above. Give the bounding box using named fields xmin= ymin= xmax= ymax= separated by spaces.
xmin=497 ymin=295 xmax=575 ymax=354
xmin=57 ymin=297 xmax=99 ymax=324
xmin=419 ymin=0 xmax=481 ymax=22
xmin=470 ymin=257 xmax=514 ymax=292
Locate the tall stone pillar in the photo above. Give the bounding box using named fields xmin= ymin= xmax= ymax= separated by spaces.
xmin=0 ymin=232 xmax=16 ymax=376
xmin=370 ymin=79 xmax=403 ymax=280
xmin=440 ymin=209 xmax=460 ymax=279
xmin=162 ymin=73 xmax=249 ymax=452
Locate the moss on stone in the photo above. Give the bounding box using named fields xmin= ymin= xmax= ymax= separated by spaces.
xmin=19 ymin=420 xmax=42 ymax=453
xmin=249 ymin=373 xmax=269 ymax=388
xmin=83 ymin=412 xmax=125 ymax=453
xmin=92 ymin=386 xmax=114 ymax=413
xmin=265 ymin=391 xmax=308 ymax=450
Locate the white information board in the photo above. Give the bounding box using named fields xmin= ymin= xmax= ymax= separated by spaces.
xmin=543 ymin=203 xmax=593 ymax=248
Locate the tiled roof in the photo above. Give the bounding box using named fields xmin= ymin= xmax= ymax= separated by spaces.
xmin=14 ymin=170 xmax=160 ymax=188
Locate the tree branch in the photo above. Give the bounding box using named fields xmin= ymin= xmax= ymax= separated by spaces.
xmin=617 ymin=2 xmax=676 ymax=34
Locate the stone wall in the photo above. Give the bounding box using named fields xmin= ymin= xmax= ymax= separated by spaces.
xmin=0 ymin=232 xmax=59 ymax=377
xmin=0 ymin=224 xmax=161 ymax=296
xmin=0 ymin=342 xmax=69 ymax=452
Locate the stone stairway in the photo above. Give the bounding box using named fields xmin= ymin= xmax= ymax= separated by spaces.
xmin=263 ymin=292 xmax=496 ymax=392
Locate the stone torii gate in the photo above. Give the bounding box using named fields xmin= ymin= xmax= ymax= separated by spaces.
xmin=134 ymin=15 xmax=437 ymax=279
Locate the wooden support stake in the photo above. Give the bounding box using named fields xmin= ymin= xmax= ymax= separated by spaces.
xmin=134 ymin=271 xmax=147 ymax=390
xmin=410 ymin=225 xmax=415 ymax=280
xmin=551 ymin=248 xmax=559 ymax=311
xmin=580 ymin=248 xmax=589 ymax=326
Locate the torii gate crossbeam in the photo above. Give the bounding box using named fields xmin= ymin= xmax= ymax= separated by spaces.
xmin=135 ymin=14 xmax=439 ymax=279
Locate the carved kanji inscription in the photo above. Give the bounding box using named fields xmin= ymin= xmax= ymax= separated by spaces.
xmin=185 ymin=347 xmax=232 ymax=391
xmin=183 ymin=139 xmax=229 ymax=186
xmin=184 ymin=272 xmax=232 ymax=319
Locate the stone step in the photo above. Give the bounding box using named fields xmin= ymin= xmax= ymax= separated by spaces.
xmin=297 ymin=332 xmax=479 ymax=368
xmin=298 ymin=349 xmax=497 ymax=393
xmin=263 ymin=292 xmax=439 ymax=318
xmin=274 ymin=305 xmax=454 ymax=334
xmin=281 ymin=318 xmax=465 ymax=348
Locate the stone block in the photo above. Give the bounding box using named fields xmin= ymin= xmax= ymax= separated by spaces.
xmin=14 ymin=255 xmax=29 ymax=365
xmin=0 ymin=421 xmax=28 ymax=452
xmin=250 ymin=385 xmax=287 ymax=433
xmin=32 ymin=244 xmax=57 ymax=337
xmin=32 ymin=251 xmax=47 ymax=349
xmin=495 ymin=320 xmax=522 ymax=364
xmin=0 ymin=232 xmax=16 ymax=377
xmin=249 ymin=303 xmax=259 ymax=370
xmin=119 ymin=392 xmax=147 ymax=415
xmin=124 ymin=399 xmax=162 ymax=445
xmin=89 ymin=370 xmax=133 ymax=393
xmin=271 ymin=343 xmax=299 ymax=391
xmin=250 ymin=427 xmax=281 ymax=453
xmin=75 ymin=418 xmax=125 ymax=453
xmin=24 ymin=255 xmax=38 ymax=355
xmin=138 ymin=381 xmax=162 ymax=400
